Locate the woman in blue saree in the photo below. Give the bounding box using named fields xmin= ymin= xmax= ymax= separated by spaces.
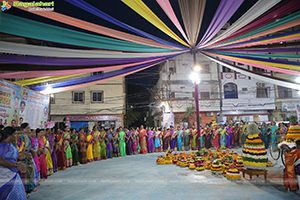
xmin=176 ymin=127 xmax=183 ymax=151
xmin=270 ymin=121 xmax=278 ymax=149
xmin=0 ymin=126 xmax=27 ymax=200
xmin=260 ymin=122 xmax=270 ymax=149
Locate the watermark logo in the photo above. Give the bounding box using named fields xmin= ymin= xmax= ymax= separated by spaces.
xmin=1 ymin=1 xmax=11 ymax=11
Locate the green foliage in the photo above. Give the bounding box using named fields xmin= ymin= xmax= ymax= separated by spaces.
xmin=211 ymin=117 xmax=216 ymax=122
xmin=181 ymin=106 xmax=196 ymax=126
xmin=124 ymin=110 xmax=141 ymax=127
xmin=247 ymin=123 xmax=260 ymax=136
xmin=289 ymin=115 xmax=298 ymax=124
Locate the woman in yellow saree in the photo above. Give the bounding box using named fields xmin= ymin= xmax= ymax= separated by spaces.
xmin=43 ymin=129 xmax=53 ymax=175
xmin=92 ymin=126 xmax=101 ymax=161
xmin=86 ymin=130 xmax=94 ymax=162
xmin=99 ymin=127 xmax=107 ymax=159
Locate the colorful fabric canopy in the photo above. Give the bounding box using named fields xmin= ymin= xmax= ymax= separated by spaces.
xmin=0 ymin=0 xmax=298 ymax=92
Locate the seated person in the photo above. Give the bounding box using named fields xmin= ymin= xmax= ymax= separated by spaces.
xmin=284 ymin=139 xmax=300 ymax=191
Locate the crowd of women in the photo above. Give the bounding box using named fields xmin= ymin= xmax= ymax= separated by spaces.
xmin=0 ymin=120 xmax=288 ymax=199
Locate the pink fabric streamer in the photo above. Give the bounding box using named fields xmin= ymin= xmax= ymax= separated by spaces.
xmin=156 ymin=0 xmax=190 ymax=45
xmin=204 ymin=51 xmax=300 ymax=75
xmin=0 ymin=59 xmax=162 ymax=79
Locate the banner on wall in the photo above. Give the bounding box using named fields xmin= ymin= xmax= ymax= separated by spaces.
xmin=163 ymin=113 xmax=174 ymax=128
xmin=0 ymin=79 xmax=49 ymax=128
xmin=282 ymin=101 xmax=300 ymax=111
xmin=297 ymin=107 xmax=300 ymax=121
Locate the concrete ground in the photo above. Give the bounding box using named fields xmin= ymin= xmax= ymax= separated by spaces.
xmin=29 ymin=148 xmax=300 ymax=200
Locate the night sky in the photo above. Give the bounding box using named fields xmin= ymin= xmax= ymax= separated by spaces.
xmin=4 ymin=0 xmax=259 ymax=125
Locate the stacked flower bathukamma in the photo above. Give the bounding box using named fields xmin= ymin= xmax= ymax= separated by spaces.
xmin=226 ymin=164 xmax=241 ymax=180
xmin=286 ymin=124 xmax=300 ymax=143
xmin=242 ymin=134 xmax=268 ymax=170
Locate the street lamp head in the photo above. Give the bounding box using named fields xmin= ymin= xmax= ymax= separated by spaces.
xmin=189 ymin=72 xmax=200 ymax=84
xmin=193 ymin=65 xmax=201 ymax=72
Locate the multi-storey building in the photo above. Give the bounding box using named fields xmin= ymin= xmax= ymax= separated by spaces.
xmin=152 ymin=53 xmax=221 ymax=127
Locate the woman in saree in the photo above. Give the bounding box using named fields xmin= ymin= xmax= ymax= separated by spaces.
xmin=105 ymin=128 xmax=113 ymax=158
xmin=240 ymin=121 xmax=248 ymax=147
xmin=176 ymin=126 xmax=183 ymax=151
xmin=205 ymin=124 xmax=212 ymax=149
xmin=226 ymin=124 xmax=233 ymax=149
xmin=118 ymin=128 xmax=126 ymax=157
xmin=183 ymin=126 xmax=191 ymax=151
xmin=0 ymin=126 xmax=28 ymax=200
xmin=260 ymin=122 xmax=270 ymax=149
xmin=62 ymin=126 xmax=72 ymax=168
xmin=154 ymin=127 xmax=162 ymax=152
xmin=191 ymin=127 xmax=198 ymax=150
xmin=19 ymin=124 xmax=37 ymax=192
xmin=169 ymin=127 xmax=177 ymax=151
xmin=219 ymin=125 xmax=227 ymax=149
xmin=70 ymin=128 xmax=79 ymax=166
xmin=270 ymin=121 xmax=278 ymax=149
xmin=55 ymin=128 xmax=66 ymax=170
xmin=86 ymin=130 xmax=94 ymax=162
xmin=162 ymin=127 xmax=170 ymax=152
xmin=213 ymin=126 xmax=221 ymax=148
xmin=45 ymin=128 xmax=57 ymax=172
xmin=78 ymin=128 xmax=87 ymax=164
xmin=31 ymin=129 xmax=41 ymax=184
xmin=199 ymin=127 xmax=205 ymax=149
xmin=112 ymin=128 xmax=120 ymax=157
xmin=231 ymin=123 xmax=240 ymax=148
xmin=146 ymin=127 xmax=154 ymax=153
xmin=125 ymin=127 xmax=133 ymax=155
xmin=99 ymin=127 xmax=107 ymax=159
xmin=132 ymin=127 xmax=140 ymax=154
xmin=37 ymin=129 xmax=47 ymax=180
xmin=91 ymin=126 xmax=101 ymax=161
xmin=43 ymin=129 xmax=53 ymax=175
xmin=139 ymin=125 xmax=148 ymax=154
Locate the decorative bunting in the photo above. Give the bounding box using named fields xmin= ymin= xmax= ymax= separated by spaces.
xmin=65 ymin=0 xmax=187 ymax=49
xmin=196 ymin=0 xmax=244 ymax=48
xmin=178 ymin=0 xmax=206 ymax=47
xmin=156 ymin=0 xmax=190 ymax=45
xmin=121 ymin=0 xmax=190 ymax=47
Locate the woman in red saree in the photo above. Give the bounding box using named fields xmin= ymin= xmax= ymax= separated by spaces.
xmin=139 ymin=125 xmax=147 ymax=154
xmin=162 ymin=127 xmax=170 ymax=152
xmin=231 ymin=123 xmax=240 ymax=148
xmin=78 ymin=128 xmax=87 ymax=164
xmin=55 ymin=128 xmax=66 ymax=170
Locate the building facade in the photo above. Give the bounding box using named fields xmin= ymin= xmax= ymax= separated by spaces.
xmin=220 ymin=63 xmax=276 ymax=122
xmin=152 ymin=53 xmax=221 ymax=127
xmin=50 ymin=73 xmax=125 ymax=130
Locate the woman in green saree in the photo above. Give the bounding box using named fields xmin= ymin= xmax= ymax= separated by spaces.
xmin=240 ymin=121 xmax=248 ymax=147
xmin=70 ymin=128 xmax=79 ymax=166
xmin=118 ymin=128 xmax=126 ymax=156
xmin=99 ymin=127 xmax=107 ymax=159
xmin=62 ymin=126 xmax=72 ymax=168
xmin=183 ymin=126 xmax=191 ymax=151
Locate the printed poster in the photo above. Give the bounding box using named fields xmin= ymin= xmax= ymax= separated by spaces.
xmin=0 ymin=79 xmax=49 ymax=129
xmin=163 ymin=113 xmax=174 ymax=128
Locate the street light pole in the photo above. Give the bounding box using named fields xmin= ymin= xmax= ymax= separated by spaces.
xmin=193 ymin=52 xmax=200 ymax=137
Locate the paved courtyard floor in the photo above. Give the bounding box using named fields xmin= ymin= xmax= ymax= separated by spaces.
xmin=29 ymin=149 xmax=300 ymax=200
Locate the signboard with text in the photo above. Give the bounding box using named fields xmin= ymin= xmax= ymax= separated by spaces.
xmin=0 ymin=79 xmax=49 ymax=128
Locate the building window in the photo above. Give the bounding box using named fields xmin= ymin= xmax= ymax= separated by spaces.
xmin=224 ymin=83 xmax=238 ymax=99
xmin=206 ymin=112 xmax=214 ymax=117
xmin=92 ymin=71 xmax=103 ymax=76
xmin=242 ymin=88 xmax=248 ymax=91
xmin=73 ymin=91 xmax=84 ymax=103
xmin=222 ymin=66 xmax=233 ymax=72
xmin=91 ymin=91 xmax=103 ymax=103
xmin=202 ymin=64 xmax=210 ymax=73
xmin=257 ymin=88 xmax=269 ymax=98
xmin=200 ymin=92 xmax=210 ymax=99
xmin=277 ymin=86 xmax=292 ymax=98
xmin=253 ymin=67 xmax=265 ymax=72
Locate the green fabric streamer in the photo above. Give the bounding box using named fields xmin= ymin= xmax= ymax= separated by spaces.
xmin=210 ymin=51 xmax=300 ymax=59
xmin=217 ymin=10 xmax=300 ymax=47
xmin=0 ymin=13 xmax=175 ymax=52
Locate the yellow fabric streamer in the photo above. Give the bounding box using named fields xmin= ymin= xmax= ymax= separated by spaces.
xmin=15 ymin=73 xmax=84 ymax=86
xmin=121 ymin=0 xmax=190 ymax=47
